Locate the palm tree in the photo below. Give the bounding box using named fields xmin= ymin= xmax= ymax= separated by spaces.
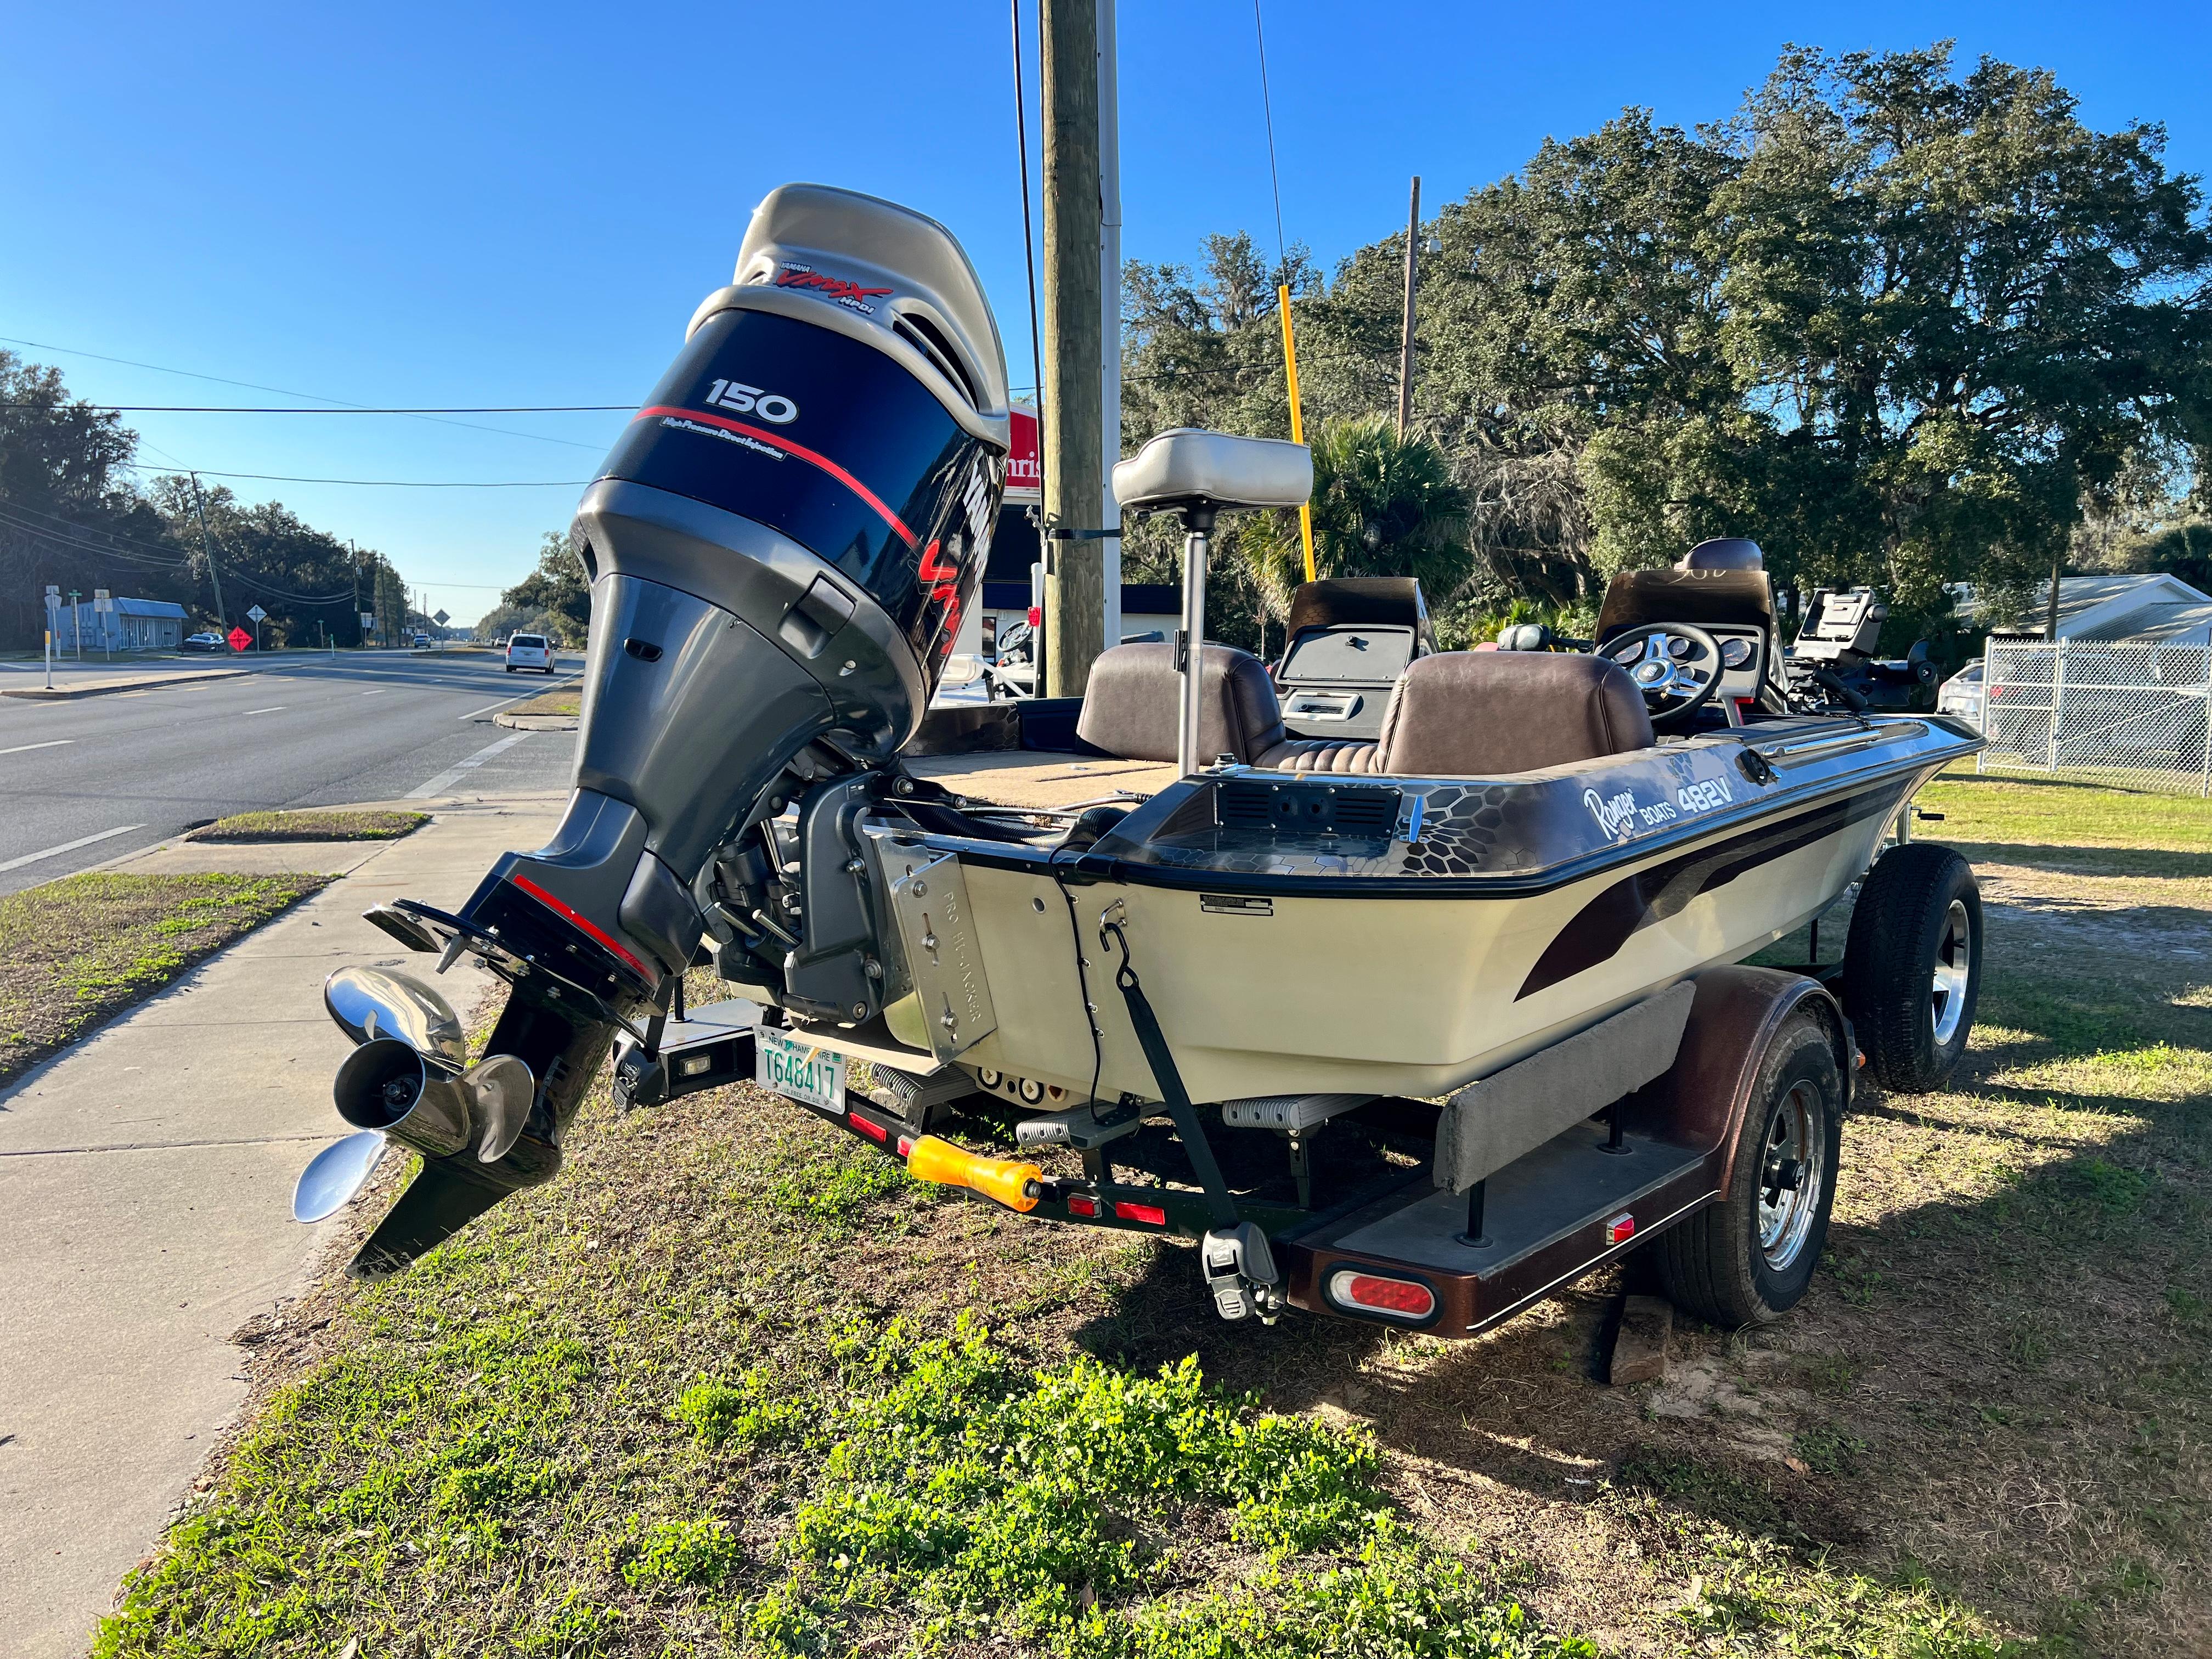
xmin=1240 ymin=415 xmax=1473 ymax=617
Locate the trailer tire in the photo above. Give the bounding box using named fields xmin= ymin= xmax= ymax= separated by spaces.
xmin=1842 ymin=842 xmax=1980 ymax=1092
xmin=1658 ymin=1012 xmax=1841 ymax=1328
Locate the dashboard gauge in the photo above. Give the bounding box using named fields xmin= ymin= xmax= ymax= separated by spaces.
xmin=1720 ymin=637 xmax=1755 ymax=669
xmin=1666 ymin=635 xmax=1694 ymax=659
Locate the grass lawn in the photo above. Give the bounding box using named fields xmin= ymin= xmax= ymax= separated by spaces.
xmin=0 ymin=871 xmax=329 ymax=1087
xmin=1921 ymin=771 xmax=2212 ymax=857
xmin=187 ymin=810 xmax=427 ymax=844
xmin=96 ymin=780 xmax=2212 ymax=1656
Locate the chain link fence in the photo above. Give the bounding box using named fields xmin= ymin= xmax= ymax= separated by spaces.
xmin=1977 ymin=640 xmax=2212 ymax=795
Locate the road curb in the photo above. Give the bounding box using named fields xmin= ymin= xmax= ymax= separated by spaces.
xmin=494 ymin=711 xmax=580 ymax=730
xmin=1 ymin=668 xmax=248 ymax=701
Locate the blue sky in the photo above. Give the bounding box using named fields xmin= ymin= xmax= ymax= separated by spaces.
xmin=5 ymin=2 xmax=2207 ymax=623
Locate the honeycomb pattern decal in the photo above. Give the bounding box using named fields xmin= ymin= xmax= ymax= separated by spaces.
xmin=1401 ymin=785 xmax=1515 ymax=876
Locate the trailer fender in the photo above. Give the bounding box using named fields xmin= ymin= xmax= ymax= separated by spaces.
xmin=1644 ymin=967 xmax=1849 ymax=1195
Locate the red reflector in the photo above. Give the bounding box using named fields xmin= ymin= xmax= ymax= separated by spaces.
xmin=1065 ymin=1194 xmax=1099 ymax=1217
xmin=1112 ymin=1200 xmax=1166 ymax=1227
xmin=1027 ymin=606 xmax=1042 ymax=628
xmin=849 ymin=1112 xmax=888 ymax=1143
xmin=1328 ymin=1268 xmax=1435 ymax=1321
xmin=895 ymin=1135 xmax=914 ymax=1158
xmin=1605 ymin=1211 xmax=1635 ymax=1245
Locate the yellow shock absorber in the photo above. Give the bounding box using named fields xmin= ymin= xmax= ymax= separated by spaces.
xmin=905 ymin=1135 xmax=1043 ymax=1213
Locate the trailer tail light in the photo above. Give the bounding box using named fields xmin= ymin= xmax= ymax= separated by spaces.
xmin=1328 ymin=1269 xmax=1435 ymax=1322
xmin=1605 ymin=1212 xmax=1635 ymax=1245
xmin=1065 ymin=1194 xmax=1099 ymax=1218
xmin=1112 ymin=1200 xmax=1166 ymax=1227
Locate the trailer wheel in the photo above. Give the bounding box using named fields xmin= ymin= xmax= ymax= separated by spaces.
xmin=1658 ymin=1012 xmax=1842 ymax=1328
xmin=1842 ymin=843 xmax=1981 ymax=1092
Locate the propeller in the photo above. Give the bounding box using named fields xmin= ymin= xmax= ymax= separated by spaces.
xmin=289 ymin=966 xmax=540 ymax=1229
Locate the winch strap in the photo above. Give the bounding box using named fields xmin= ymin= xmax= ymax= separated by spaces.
xmin=1101 ymin=923 xmax=1239 ymax=1230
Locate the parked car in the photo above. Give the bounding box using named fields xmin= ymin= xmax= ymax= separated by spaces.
xmin=1937 ymin=659 xmax=1985 ymax=727
xmin=506 ymin=632 xmax=554 ymax=674
xmin=180 ymin=631 xmax=225 ymax=653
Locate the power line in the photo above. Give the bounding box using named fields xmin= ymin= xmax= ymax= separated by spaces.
xmin=1 ymin=403 xmax=634 ymax=414
xmin=0 ymin=334 xmax=608 ymax=452
xmin=1252 ymin=0 xmax=1290 ymax=273
xmin=1011 ymin=0 xmax=1046 ymax=465
xmin=115 ymin=461 xmax=590 ymax=488
xmin=0 ymin=499 xmax=519 ymax=595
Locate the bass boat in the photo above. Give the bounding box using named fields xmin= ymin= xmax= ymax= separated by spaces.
xmin=293 ymin=183 xmax=1986 ymax=1339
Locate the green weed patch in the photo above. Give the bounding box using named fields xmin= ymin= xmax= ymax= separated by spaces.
xmin=0 ymin=870 xmax=328 ymax=1085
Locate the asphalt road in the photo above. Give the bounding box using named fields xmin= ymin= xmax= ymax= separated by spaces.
xmin=0 ymin=650 xmax=581 ymax=895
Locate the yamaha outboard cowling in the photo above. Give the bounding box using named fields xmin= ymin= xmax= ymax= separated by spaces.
xmin=301 ymin=185 xmax=1009 ymax=1275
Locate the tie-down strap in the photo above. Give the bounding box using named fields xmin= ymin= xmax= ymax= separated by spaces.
xmin=1098 ymin=919 xmax=1240 ymax=1231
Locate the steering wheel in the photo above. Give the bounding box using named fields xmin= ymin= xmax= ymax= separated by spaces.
xmin=1598 ymin=623 xmax=1725 ymax=730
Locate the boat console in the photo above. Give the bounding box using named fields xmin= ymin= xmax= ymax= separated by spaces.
xmin=1273 ymin=577 xmax=1436 ymax=741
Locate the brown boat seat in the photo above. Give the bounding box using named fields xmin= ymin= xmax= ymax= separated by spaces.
xmin=1075 ymin=641 xmax=1364 ymax=769
xmin=1368 ymin=651 xmax=1654 ymax=775
xmin=1074 ymin=642 xmax=1653 ymax=778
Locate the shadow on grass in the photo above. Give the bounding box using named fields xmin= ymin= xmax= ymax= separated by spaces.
xmin=1957 ymin=842 xmax=2212 ymax=878
xmin=1065 ymin=938 xmax=2211 ymax=1647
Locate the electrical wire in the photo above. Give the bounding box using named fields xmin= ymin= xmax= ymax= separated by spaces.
xmin=114 ymin=461 xmax=589 ymax=488
xmin=1 ymin=403 xmax=634 ymax=415
xmin=0 ymin=335 xmax=609 ymax=452
xmin=1252 ymin=0 xmax=1290 ymax=274
xmin=0 ymin=498 xmax=512 ymax=597
xmin=1011 ymin=0 xmax=1047 ymax=455
xmin=0 ymin=504 xmax=353 ymax=602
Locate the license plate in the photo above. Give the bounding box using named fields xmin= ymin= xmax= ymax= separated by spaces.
xmin=755 ymin=1026 xmax=847 ymax=1115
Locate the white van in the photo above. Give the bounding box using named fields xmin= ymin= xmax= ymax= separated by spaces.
xmin=506 ymin=633 xmax=554 ymax=674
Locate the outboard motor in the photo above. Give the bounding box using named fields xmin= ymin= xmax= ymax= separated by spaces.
xmin=294 ymin=184 xmax=1009 ymax=1274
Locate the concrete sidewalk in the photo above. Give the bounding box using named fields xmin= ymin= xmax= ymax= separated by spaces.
xmin=0 ymin=665 xmax=249 ymax=701
xmin=0 ymin=790 xmax=566 ymax=1658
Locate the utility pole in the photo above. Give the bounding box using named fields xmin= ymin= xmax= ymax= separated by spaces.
xmin=1397 ymin=176 xmax=1421 ymax=438
xmin=349 ymin=540 xmax=359 ymax=647
xmin=2045 ymin=549 xmax=2063 ymax=641
xmin=187 ymin=473 xmax=229 ymax=631
xmin=1040 ymin=0 xmax=1107 ymax=697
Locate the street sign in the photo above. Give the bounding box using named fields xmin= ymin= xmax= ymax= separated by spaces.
xmin=360 ymin=612 xmax=375 ymax=630
xmin=93 ymin=588 xmax=113 ymax=612
xmin=227 ymin=626 xmax=253 ymax=652
xmin=433 ymin=609 xmax=450 ymax=625
xmin=246 ymin=604 xmax=268 ymax=622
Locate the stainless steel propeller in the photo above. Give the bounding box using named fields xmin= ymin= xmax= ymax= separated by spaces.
xmin=290 ymin=966 xmax=538 ymax=1224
